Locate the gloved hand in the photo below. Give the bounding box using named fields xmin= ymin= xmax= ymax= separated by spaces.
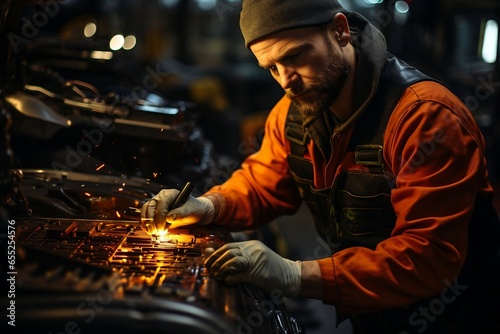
xmin=141 ymin=189 xmax=215 ymax=233
xmin=204 ymin=240 xmax=301 ymax=297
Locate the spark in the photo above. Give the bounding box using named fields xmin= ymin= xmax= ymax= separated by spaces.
xmin=152 ymin=230 xmax=171 ymax=244
xmin=96 ymin=164 xmax=105 ymax=171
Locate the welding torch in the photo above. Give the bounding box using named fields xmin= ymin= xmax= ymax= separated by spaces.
xmin=169 ymin=182 xmax=194 ymax=212
xmin=139 ymin=181 xmax=194 ymax=236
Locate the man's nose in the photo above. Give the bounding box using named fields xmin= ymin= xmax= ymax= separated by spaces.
xmin=278 ymin=66 xmax=298 ymax=90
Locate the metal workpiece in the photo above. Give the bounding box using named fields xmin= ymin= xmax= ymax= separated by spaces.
xmin=14 ymin=218 xmax=303 ymax=333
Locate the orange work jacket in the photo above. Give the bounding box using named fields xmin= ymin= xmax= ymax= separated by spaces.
xmin=205 ymin=80 xmax=495 ymax=314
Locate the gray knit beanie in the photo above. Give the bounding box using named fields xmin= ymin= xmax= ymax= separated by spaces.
xmin=240 ymin=0 xmax=345 ymax=48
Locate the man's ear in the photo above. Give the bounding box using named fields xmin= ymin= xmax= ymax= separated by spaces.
xmin=332 ymin=12 xmax=351 ymax=47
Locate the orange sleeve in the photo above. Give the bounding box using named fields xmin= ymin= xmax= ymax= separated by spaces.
xmin=319 ymin=81 xmax=494 ymax=313
xmin=205 ymin=96 xmax=302 ymax=231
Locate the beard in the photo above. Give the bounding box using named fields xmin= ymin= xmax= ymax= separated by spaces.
xmin=286 ymin=46 xmax=351 ymax=118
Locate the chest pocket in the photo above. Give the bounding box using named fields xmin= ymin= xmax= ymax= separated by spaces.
xmin=331 ymin=170 xmax=396 ymax=250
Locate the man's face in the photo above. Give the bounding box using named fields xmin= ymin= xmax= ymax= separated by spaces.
xmin=250 ymin=25 xmax=351 ymax=118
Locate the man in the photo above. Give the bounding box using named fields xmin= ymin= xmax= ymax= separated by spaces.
xmin=142 ymin=0 xmax=500 ymax=332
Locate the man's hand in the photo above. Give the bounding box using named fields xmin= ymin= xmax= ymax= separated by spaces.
xmin=141 ymin=189 xmax=215 ymax=233
xmin=204 ymin=240 xmax=301 ymax=297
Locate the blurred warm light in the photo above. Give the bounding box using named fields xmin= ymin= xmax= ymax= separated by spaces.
xmin=96 ymin=164 xmax=105 ymax=171
xmin=110 ymin=34 xmax=125 ymax=51
xmin=123 ymin=35 xmax=137 ymax=50
xmin=482 ymin=20 xmax=498 ymax=63
xmin=84 ymin=22 xmax=97 ymax=38
xmin=90 ymin=51 xmax=113 ymax=60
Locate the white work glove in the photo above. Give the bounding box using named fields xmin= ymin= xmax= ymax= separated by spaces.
xmin=204 ymin=240 xmax=301 ymax=297
xmin=141 ymin=189 xmax=215 ymax=233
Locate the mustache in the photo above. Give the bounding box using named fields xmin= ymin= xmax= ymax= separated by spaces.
xmin=286 ymin=83 xmax=316 ymax=98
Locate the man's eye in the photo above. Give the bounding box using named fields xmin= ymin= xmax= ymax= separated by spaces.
xmin=268 ymin=66 xmax=277 ymax=73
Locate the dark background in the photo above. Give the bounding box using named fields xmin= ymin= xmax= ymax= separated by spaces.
xmin=2 ymin=0 xmax=499 ymax=181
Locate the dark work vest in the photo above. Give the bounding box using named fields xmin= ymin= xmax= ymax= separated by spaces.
xmin=285 ymin=54 xmax=433 ymax=251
